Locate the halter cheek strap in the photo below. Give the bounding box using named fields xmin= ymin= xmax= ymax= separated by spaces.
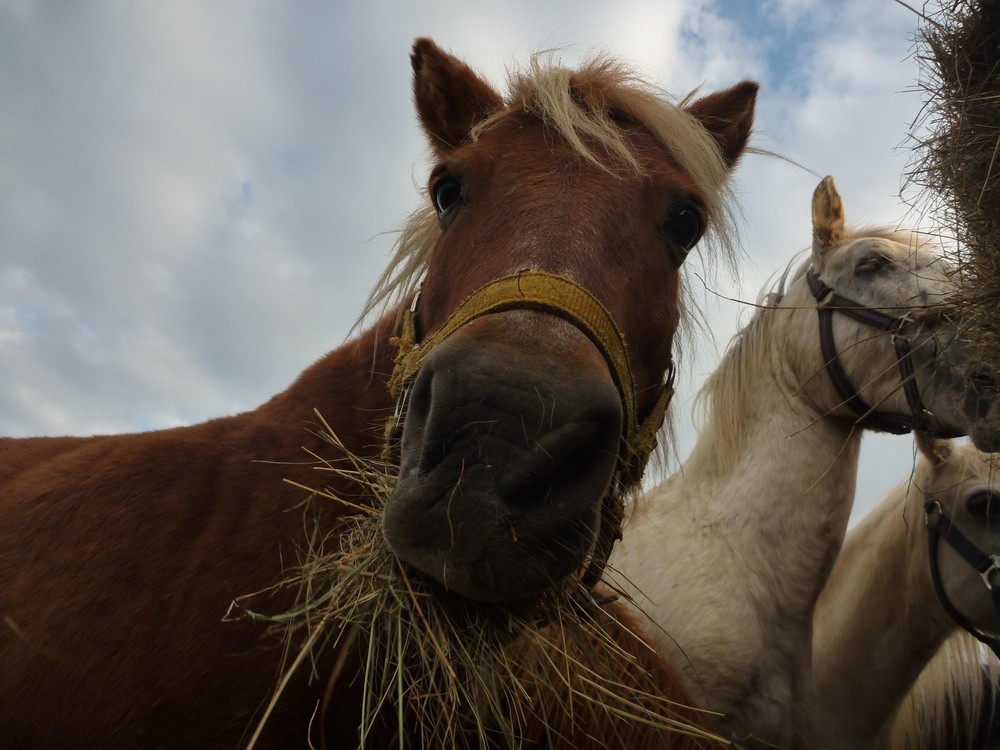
xmin=806 ymin=267 xmax=962 ymax=438
xmin=383 ymin=270 xmax=674 ymax=589
xmin=924 ymin=494 xmax=1000 ymax=659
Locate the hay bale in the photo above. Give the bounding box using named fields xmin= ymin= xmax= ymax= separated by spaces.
xmin=906 ymin=0 xmax=1000 ymax=370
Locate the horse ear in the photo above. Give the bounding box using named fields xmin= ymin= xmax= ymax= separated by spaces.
xmin=915 ymin=430 xmax=952 ymax=466
xmin=684 ymin=81 xmax=758 ymax=167
xmin=411 ymin=38 xmax=504 ymax=155
xmin=812 ymin=175 xmax=846 ymax=256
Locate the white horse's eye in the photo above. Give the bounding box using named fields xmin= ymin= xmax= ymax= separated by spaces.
xmin=855 ymin=252 xmax=892 ymax=273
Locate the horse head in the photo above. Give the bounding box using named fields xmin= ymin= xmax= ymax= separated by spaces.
xmin=786 ymin=175 xmax=1000 ymax=452
xmin=380 ymin=39 xmax=757 ymax=602
xmin=919 ymin=433 xmax=1000 ymax=642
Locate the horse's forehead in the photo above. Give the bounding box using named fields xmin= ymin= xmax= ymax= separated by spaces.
xmin=831 ymin=236 xmax=950 ymax=284
xmin=468 ymin=109 xmax=692 ymax=185
xmin=434 ymin=126 xmax=688 ymax=277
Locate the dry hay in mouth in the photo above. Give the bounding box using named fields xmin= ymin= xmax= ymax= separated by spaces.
xmin=230 ymin=411 xmax=726 ymax=749
xmin=904 ymin=0 xmax=1000 ymax=371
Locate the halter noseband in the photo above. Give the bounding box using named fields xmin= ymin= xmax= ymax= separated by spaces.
xmin=383 ymin=270 xmax=675 ymax=589
xmin=924 ymin=491 xmax=1000 ymax=658
xmin=806 ymin=267 xmax=960 ymax=437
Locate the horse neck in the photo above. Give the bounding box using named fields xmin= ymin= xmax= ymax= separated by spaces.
xmin=810 ymin=475 xmax=957 ymax=749
xmin=677 ymin=309 xmax=860 ymax=605
xmin=254 ymin=313 xmax=400 ymax=466
xmin=615 ymin=310 xmax=861 ymax=744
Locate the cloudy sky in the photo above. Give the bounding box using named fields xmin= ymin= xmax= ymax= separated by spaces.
xmin=1 ymin=0 xmax=948 ymax=523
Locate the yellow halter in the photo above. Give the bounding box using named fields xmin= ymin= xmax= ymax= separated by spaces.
xmin=383 ymin=270 xmax=674 ymax=589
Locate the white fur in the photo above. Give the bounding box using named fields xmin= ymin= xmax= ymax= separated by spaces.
xmin=811 ymin=439 xmax=1000 ymax=749
xmin=609 ymin=177 xmax=974 ymax=748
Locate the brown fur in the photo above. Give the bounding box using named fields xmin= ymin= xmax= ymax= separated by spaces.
xmin=0 ymin=39 xmax=754 ymax=747
xmin=515 ymin=600 xmax=731 ymax=750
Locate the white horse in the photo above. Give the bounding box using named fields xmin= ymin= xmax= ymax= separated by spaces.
xmin=813 ymin=434 xmax=1000 ymax=749
xmin=609 ymin=175 xmax=1000 ymax=748
xmin=811 ymin=434 xmax=1000 ymax=749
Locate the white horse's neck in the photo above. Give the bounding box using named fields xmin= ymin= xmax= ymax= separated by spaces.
xmin=612 ymin=307 xmax=859 ymax=747
xmin=810 ymin=477 xmax=957 ymax=749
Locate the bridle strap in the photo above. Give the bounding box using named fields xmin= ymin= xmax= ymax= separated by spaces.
xmin=815 ymin=305 xmax=888 ymax=427
xmin=925 ymin=496 xmax=1000 ymax=658
xmin=383 ymin=270 xmax=674 ymax=589
xmin=582 ymin=370 xmax=673 ymax=589
xmin=387 ymin=272 xmax=639 ymax=427
xmin=806 ymin=267 xmax=959 ymax=437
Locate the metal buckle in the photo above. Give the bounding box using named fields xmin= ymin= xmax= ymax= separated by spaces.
xmin=890 ymin=312 xmax=920 ymax=346
xmin=925 ymin=499 xmax=943 ymax=526
xmin=983 ymin=558 xmax=1000 ymax=591
xmin=408 ymin=283 xmax=423 ymax=315
xmin=890 ymin=330 xmax=915 ymax=348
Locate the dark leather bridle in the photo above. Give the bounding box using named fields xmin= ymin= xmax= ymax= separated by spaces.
xmin=924 ymin=491 xmax=1000 ymax=658
xmin=806 ymin=267 xmax=963 ymax=438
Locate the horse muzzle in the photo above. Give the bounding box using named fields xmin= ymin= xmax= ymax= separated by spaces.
xmin=379 ymin=271 xmax=671 ymax=603
xmin=382 ymin=321 xmax=623 ymax=602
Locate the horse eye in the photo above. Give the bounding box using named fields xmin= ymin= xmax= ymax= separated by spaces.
xmin=664 ymin=203 xmax=704 ymax=263
xmin=855 ymin=252 xmax=891 ymax=273
xmin=966 ymin=489 xmax=1000 ymax=520
xmin=431 ymin=174 xmax=463 ymax=217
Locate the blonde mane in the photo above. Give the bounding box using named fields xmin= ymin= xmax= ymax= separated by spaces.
xmin=359 ymin=51 xmax=741 ymax=326
xmin=693 ymin=260 xmax=797 ymax=466
xmin=854 ymin=226 xmax=936 ymax=248
xmin=891 ymin=633 xmax=999 ymax=750
xmin=501 ymin=54 xmax=735 ymax=223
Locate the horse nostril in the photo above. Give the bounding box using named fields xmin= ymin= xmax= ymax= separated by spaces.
xmin=396 ymin=363 xmax=449 ymax=476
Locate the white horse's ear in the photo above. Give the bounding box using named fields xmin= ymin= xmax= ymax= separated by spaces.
xmin=915 ymin=430 xmax=951 ymax=466
xmin=812 ymin=175 xmax=845 ymax=259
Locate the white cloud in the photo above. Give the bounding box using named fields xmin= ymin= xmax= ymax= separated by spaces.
xmin=0 ymin=0 xmax=949 ymax=522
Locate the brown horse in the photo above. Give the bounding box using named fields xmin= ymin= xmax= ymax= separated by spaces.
xmin=0 ymin=39 xmax=755 ymax=747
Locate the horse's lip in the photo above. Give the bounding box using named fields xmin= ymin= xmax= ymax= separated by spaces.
xmin=414 ymin=570 xmax=550 ymax=629
xmin=493 ymin=418 xmax=607 ymax=501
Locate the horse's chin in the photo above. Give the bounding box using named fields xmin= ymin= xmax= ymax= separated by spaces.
xmin=418 ymin=575 xmax=555 ymax=636
xmin=382 ymin=471 xmax=600 ymax=603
